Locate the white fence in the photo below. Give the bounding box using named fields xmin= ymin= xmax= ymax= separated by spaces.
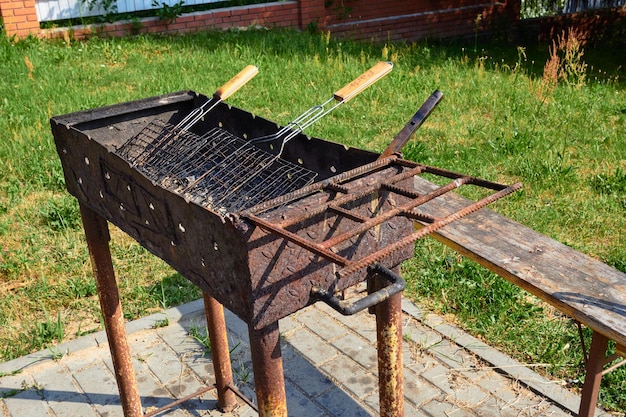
xmin=36 ymin=0 xmax=219 ymax=22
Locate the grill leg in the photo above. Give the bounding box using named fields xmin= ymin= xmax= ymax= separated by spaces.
xmin=248 ymin=322 xmax=287 ymax=417
xmin=374 ymin=268 xmax=404 ymax=417
xmin=79 ymin=203 xmax=143 ymax=417
xmin=203 ymin=293 xmax=237 ymax=411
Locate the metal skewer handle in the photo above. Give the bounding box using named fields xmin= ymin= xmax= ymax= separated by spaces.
xmin=176 ymin=65 xmax=259 ymax=131
xmin=333 ymin=61 xmax=393 ymax=103
xmin=251 ymin=61 xmax=393 ymax=152
xmin=213 ymin=65 xmax=259 ymax=100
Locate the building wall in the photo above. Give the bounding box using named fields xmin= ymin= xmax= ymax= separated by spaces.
xmin=1 ymin=0 xmax=513 ymax=40
xmin=3 ymin=0 xmax=621 ymax=44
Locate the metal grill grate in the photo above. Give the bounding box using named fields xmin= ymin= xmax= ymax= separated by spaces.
xmin=116 ymin=120 xmax=318 ymax=214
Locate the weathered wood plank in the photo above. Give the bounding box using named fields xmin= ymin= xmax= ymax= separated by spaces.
xmin=413 ymin=176 xmax=626 ymax=347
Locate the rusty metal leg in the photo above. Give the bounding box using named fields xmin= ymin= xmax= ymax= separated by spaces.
xmin=203 ymin=293 xmax=237 ymax=412
xmin=374 ymin=269 xmax=404 ymax=417
xmin=248 ymin=322 xmax=287 ymax=417
xmin=79 ymin=203 xmax=143 ymax=417
xmin=579 ymin=331 xmax=609 ymax=417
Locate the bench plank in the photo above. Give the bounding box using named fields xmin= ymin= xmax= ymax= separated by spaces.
xmin=412 ymin=177 xmax=626 ymax=348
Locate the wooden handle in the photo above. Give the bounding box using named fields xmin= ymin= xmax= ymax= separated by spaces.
xmin=333 ymin=61 xmax=393 ymax=103
xmin=379 ymin=90 xmax=444 ymax=159
xmin=213 ymin=65 xmax=259 ymax=101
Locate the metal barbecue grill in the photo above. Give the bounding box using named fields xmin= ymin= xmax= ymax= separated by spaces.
xmin=51 ymin=76 xmax=520 ymax=417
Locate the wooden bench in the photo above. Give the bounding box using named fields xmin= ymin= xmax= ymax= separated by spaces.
xmin=412 ymin=176 xmax=626 ymax=416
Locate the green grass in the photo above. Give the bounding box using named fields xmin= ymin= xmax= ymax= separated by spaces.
xmin=0 ymin=27 xmax=624 ymax=412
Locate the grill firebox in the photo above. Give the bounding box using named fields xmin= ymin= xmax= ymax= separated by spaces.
xmin=51 ymin=90 xmax=519 ymax=417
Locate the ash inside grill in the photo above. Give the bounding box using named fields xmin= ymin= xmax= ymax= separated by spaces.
xmin=116 ymin=120 xmax=318 ymax=214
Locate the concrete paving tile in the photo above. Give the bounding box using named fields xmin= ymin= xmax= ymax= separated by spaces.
xmin=314 ymin=304 xmax=377 ymax=342
xmin=449 ymin=382 xmax=489 ymax=409
xmin=403 ymin=369 xmax=444 ymax=408
xmin=284 ymin=379 xmax=326 ymax=417
xmin=1 ymin=371 xmax=51 ymax=417
xmin=283 ymin=354 xmax=335 ymax=397
xmin=420 ymin=364 xmax=455 ymax=395
xmin=180 ymin=350 xmax=216 ymax=385
xmin=472 ymin=396 xmax=522 ymax=417
xmin=283 ymin=327 xmax=338 ymax=365
xmin=158 ymin=321 xmax=205 ymax=354
xmin=427 ymin=338 xmax=477 ymax=370
xmin=319 ymin=354 xmax=377 ymax=399
xmin=330 ymin=333 xmax=378 ymax=376
xmin=71 ymin=360 xmax=124 ymax=416
xmin=142 ymin=337 xmax=188 ymax=385
xmin=541 ymin=404 xmax=576 ymax=416
xmin=315 ymin=386 xmax=374 ymax=417
xmin=60 ymin=346 xmax=107 ymax=374
xmin=296 ymin=307 xmax=349 ymax=341
xmin=403 ymin=343 xmax=441 ymax=374
xmin=278 ymin=314 xmax=301 ymax=335
xmin=402 ymin=320 xmax=443 ymax=349
xmin=404 ymin=401 xmax=430 ymax=417
xmin=420 ymin=398 xmax=476 ymax=417
xmin=3 ymin=386 xmax=51 ymax=417
xmin=31 ymin=364 xmax=77 ymax=401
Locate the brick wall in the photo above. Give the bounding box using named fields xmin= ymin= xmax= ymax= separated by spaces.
xmin=41 ymin=2 xmax=301 ymax=40
xmin=2 ymin=0 xmax=514 ymax=40
xmin=322 ymin=0 xmax=508 ymax=42
xmin=3 ymin=0 xmax=622 ymax=45
xmin=0 ymin=0 xmax=40 ymax=37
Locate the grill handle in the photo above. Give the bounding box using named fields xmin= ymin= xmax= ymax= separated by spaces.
xmin=213 ymin=65 xmax=259 ymax=100
xmin=310 ymin=263 xmax=405 ymax=316
xmin=333 ymin=61 xmax=393 ymax=103
xmin=379 ymin=89 xmax=444 ymax=159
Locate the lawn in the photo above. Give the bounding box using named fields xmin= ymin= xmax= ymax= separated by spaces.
xmin=0 ymin=26 xmax=624 ymax=411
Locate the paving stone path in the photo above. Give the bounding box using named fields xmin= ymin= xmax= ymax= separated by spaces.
xmin=0 ymin=297 xmax=608 ymax=416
